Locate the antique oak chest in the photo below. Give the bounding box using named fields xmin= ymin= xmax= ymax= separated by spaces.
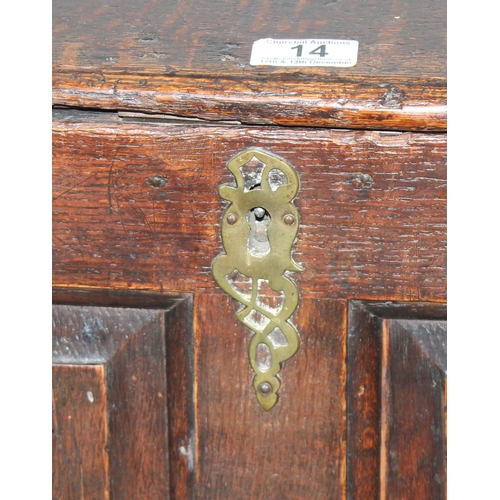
xmin=52 ymin=0 xmax=446 ymax=498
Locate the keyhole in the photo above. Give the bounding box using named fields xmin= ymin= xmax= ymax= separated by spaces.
xmin=247 ymin=207 xmax=271 ymax=257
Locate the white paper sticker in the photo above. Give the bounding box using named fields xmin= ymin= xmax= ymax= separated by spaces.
xmin=250 ymin=38 xmax=358 ymax=67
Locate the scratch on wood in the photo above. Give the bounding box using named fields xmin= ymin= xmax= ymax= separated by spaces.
xmin=53 ymin=172 xmax=99 ymax=202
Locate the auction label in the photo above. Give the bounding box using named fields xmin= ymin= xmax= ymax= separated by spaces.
xmin=250 ymin=38 xmax=358 ymax=67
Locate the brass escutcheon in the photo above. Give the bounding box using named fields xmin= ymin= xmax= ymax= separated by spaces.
xmin=211 ymin=148 xmax=303 ymax=410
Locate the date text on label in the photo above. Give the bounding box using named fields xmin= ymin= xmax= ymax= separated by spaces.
xmin=250 ymin=38 xmax=359 ymax=67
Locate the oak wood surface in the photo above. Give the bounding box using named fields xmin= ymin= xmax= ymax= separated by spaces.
xmin=382 ymin=319 xmax=446 ymax=500
xmin=346 ymin=302 xmax=383 ymax=499
xmin=164 ymin=296 xmax=196 ymax=499
xmin=347 ymin=301 xmax=446 ymax=500
xmin=52 ymin=1 xmax=447 ymax=493
xmin=52 ymin=291 xmax=348 ymax=499
xmin=52 ymin=0 xmax=446 ymax=130
xmin=53 ymin=110 xmax=446 ymax=302
xmin=194 ymin=295 xmax=346 ymax=499
xmin=52 ymin=364 xmax=110 ymax=499
xmin=52 ymin=297 xmax=194 ymax=499
xmin=104 ymin=309 xmax=171 ymax=500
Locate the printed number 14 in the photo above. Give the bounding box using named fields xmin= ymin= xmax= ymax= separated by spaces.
xmin=291 ymin=44 xmax=328 ymax=57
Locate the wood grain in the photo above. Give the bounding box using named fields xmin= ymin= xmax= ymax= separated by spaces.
xmin=346 ymin=302 xmax=383 ymax=499
xmin=347 ymin=301 xmax=446 ymax=500
xmin=52 ymin=287 xmax=188 ymax=310
xmin=52 ymin=295 xmax=194 ymax=499
xmin=52 ymin=0 xmax=446 ymax=130
xmin=104 ymin=308 xmax=171 ymax=499
xmin=53 ymin=1 xmax=447 ymax=495
xmin=53 ymin=364 xmax=110 ymax=499
xmin=382 ymin=319 xmax=446 ymax=500
xmin=194 ymin=295 xmax=346 ymax=499
xmin=53 ymin=110 xmax=446 ymax=302
xmin=164 ymin=296 xmax=196 ymax=499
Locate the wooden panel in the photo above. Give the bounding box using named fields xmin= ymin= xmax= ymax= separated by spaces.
xmin=52 ymin=287 xmax=189 ymax=310
xmin=104 ymin=309 xmax=171 ymax=499
xmin=52 ymin=294 xmax=194 ymax=499
xmin=53 ymin=364 xmax=109 ymax=499
xmin=52 ymin=111 xmax=446 ymax=302
xmin=194 ymin=295 xmax=346 ymax=499
xmin=382 ymin=319 xmax=446 ymax=499
xmin=164 ymin=296 xmax=196 ymax=499
xmin=346 ymin=303 xmax=383 ymax=499
xmin=52 ymin=303 xmax=169 ymax=364
xmin=347 ymin=301 xmax=446 ymax=500
xmin=52 ymin=0 xmax=446 ymax=130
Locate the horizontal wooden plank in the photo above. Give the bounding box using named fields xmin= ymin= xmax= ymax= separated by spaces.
xmin=53 ymin=0 xmax=446 ymax=130
xmin=52 ymin=287 xmax=187 ymax=310
xmin=53 ymin=73 xmax=446 ymax=132
xmin=53 ymin=111 xmax=446 ymax=301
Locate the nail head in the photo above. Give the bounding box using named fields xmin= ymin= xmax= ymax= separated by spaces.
xmin=146 ymin=175 xmax=168 ymax=188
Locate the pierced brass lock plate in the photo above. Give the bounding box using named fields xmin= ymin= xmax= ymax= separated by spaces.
xmin=211 ymin=148 xmax=303 ymax=410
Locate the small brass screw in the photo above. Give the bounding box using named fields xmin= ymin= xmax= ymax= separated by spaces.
xmin=258 ymin=382 xmax=272 ymax=395
xmin=283 ymin=214 xmax=295 ymax=225
xmin=226 ymin=213 xmax=238 ymax=225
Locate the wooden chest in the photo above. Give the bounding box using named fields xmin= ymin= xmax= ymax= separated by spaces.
xmin=52 ymin=0 xmax=446 ymax=498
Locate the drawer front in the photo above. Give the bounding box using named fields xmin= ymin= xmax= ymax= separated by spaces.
xmin=53 ymin=111 xmax=446 ymax=301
